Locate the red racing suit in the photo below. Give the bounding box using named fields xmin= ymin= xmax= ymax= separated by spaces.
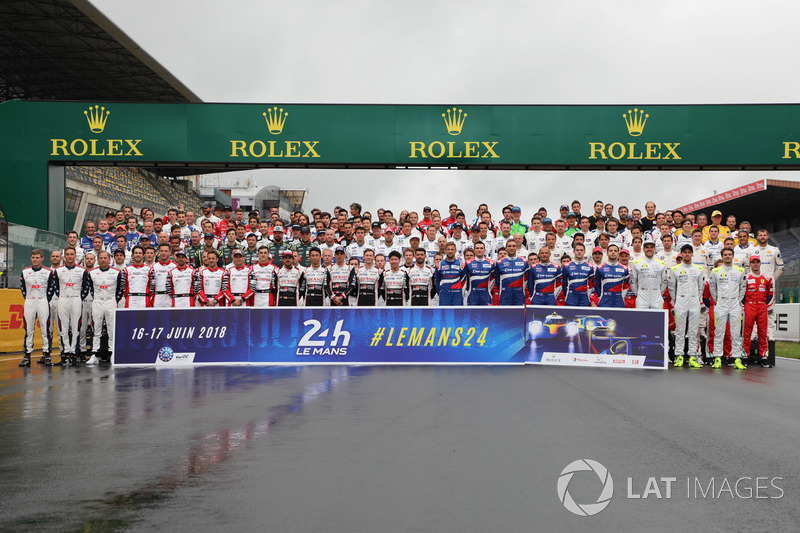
xmin=742 ymin=273 xmax=774 ymax=357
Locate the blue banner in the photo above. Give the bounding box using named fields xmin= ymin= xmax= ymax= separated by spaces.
xmin=113 ymin=307 xmax=526 ymax=366
xmin=520 ymin=306 xmax=668 ymax=369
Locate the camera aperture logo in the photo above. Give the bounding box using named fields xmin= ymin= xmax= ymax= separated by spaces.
xmin=557 ymin=459 xmax=614 ymax=516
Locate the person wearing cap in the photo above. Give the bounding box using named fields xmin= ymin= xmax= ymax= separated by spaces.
xmin=273 ymin=250 xmax=305 ymax=307
xmin=590 ymin=246 xmax=605 ymax=269
xmin=292 ymin=226 xmax=315 ymax=268
xmin=377 ymin=227 xmax=402 ymax=257
xmin=742 ymin=255 xmax=775 ymax=367
xmin=197 ymin=249 xmax=228 ymax=307
xmin=593 ymin=244 xmax=628 ymax=309
xmin=668 ymin=244 xmax=705 ymax=367
xmin=151 ymin=243 xmax=177 ymax=308
xmin=630 ymin=239 xmax=667 ymax=311
xmin=167 ymin=249 xmax=197 ymax=308
xmin=317 ymin=228 xmax=339 ymax=254
xmin=224 ymin=249 xmax=253 ymax=307
xmin=266 ymin=225 xmax=289 ymax=267
xmin=418 ymin=206 xmax=434 ymax=232
xmin=703 ymin=210 xmax=729 ymax=242
xmin=197 ymin=201 xmax=221 ymax=230
xmin=447 ymin=222 xmax=469 ymax=251
xmin=707 ymin=248 xmax=746 ymax=369
xmin=558 ymin=204 xmax=570 ymax=222
xmin=287 ymin=224 xmax=301 ymax=244
xmin=509 ymin=206 xmax=529 ymax=236
xmin=366 ymin=221 xmax=384 ymax=249
xmin=112 ymin=248 xmax=128 ymax=270
xmin=564 ymin=213 xmax=579 ymax=238
xmin=328 ymin=246 xmax=355 ymax=306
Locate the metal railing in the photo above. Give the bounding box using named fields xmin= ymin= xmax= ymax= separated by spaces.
xmin=2 ymin=223 xmax=67 ymax=289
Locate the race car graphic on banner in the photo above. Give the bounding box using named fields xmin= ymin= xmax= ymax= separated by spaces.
xmin=521 ymin=306 xmax=668 ymax=369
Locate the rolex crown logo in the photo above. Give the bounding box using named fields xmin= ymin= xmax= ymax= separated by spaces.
xmin=263 ymin=107 xmax=288 ymax=135
xmin=623 ymin=108 xmax=648 ymax=137
xmin=442 ymin=107 xmax=467 ymax=136
xmin=84 ymin=105 xmax=110 ymax=133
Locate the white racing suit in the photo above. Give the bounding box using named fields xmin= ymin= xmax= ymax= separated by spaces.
xmin=20 ymin=266 xmax=55 ymax=353
xmin=708 ymin=264 xmax=746 ymax=359
xmin=54 ymin=264 xmax=90 ymax=355
xmin=167 ymin=266 xmax=197 ymax=308
xmin=120 ymin=264 xmax=155 ymax=308
xmin=80 ymin=269 xmax=94 ymax=353
xmin=630 ymin=256 xmax=667 ymax=309
xmin=88 ymin=267 xmax=122 ymax=353
xmin=668 ymin=263 xmax=705 ymax=356
xmin=152 ymin=260 xmax=177 ymax=308
xmin=250 ymin=263 xmax=278 ymax=307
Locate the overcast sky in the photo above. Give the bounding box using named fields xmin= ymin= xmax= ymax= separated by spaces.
xmin=93 ymin=0 xmax=800 ymax=218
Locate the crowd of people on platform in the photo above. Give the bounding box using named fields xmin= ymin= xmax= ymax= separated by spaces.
xmin=19 ymin=198 xmax=783 ymax=369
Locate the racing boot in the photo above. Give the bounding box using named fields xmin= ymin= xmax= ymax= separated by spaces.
xmin=19 ymin=354 xmax=31 ymax=367
xmin=43 ymin=352 xmax=52 ymax=366
xmin=674 ymin=355 xmax=684 ymax=367
xmin=36 ymin=354 xmax=47 ymax=365
xmin=761 ymin=357 xmax=773 ymax=368
xmin=52 ymin=353 xmax=69 ymax=366
xmin=734 ymin=358 xmax=747 ymax=370
xmin=69 ymin=353 xmax=79 ymax=366
xmin=711 ymin=357 xmax=722 ymax=369
xmin=688 ymin=356 xmax=703 ymax=368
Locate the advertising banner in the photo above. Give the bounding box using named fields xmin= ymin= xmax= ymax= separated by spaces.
xmin=521 ymin=306 xmax=668 ymax=369
xmin=0 ymin=288 xmax=60 ymax=353
xmin=113 ymin=307 xmax=525 ymax=366
xmin=774 ymin=303 xmax=800 ymax=342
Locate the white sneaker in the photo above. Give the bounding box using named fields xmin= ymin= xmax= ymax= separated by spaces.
xmin=86 ymin=355 xmax=99 ymax=365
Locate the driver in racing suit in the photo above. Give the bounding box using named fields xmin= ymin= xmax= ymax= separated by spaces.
xmin=742 ymin=256 xmax=775 ymax=367
xmin=708 ymin=248 xmax=746 ymax=369
xmin=668 ymin=244 xmax=705 ymax=368
xmin=630 ymin=241 xmax=667 ymax=309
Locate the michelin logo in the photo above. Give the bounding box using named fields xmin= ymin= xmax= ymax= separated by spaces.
xmin=155 ymin=346 xmax=196 ymax=365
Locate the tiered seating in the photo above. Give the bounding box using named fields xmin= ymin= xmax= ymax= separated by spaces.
xmin=164 ymin=179 xmax=202 ymax=213
xmin=68 ymin=166 xmax=176 ymax=214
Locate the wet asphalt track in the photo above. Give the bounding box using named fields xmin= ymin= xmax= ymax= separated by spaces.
xmin=1 ymin=355 xmax=799 ymax=532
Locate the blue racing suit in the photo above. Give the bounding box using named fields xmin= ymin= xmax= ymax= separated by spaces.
xmin=527 ymin=262 xmax=562 ymax=305
xmin=594 ymin=262 xmax=629 ymax=308
xmin=464 ymin=258 xmax=494 ymax=306
xmin=435 ymin=258 xmax=465 ymax=306
xmin=562 ymin=260 xmax=595 ymax=307
xmin=493 ymin=256 xmax=529 ymax=305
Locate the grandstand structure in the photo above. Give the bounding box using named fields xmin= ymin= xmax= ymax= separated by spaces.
xmin=677 ymin=179 xmax=800 ymax=302
xmin=66 ymin=167 xmax=202 ymax=231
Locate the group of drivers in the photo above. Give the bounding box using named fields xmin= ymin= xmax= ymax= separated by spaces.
xmin=18 ymin=199 xmax=782 ymax=369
